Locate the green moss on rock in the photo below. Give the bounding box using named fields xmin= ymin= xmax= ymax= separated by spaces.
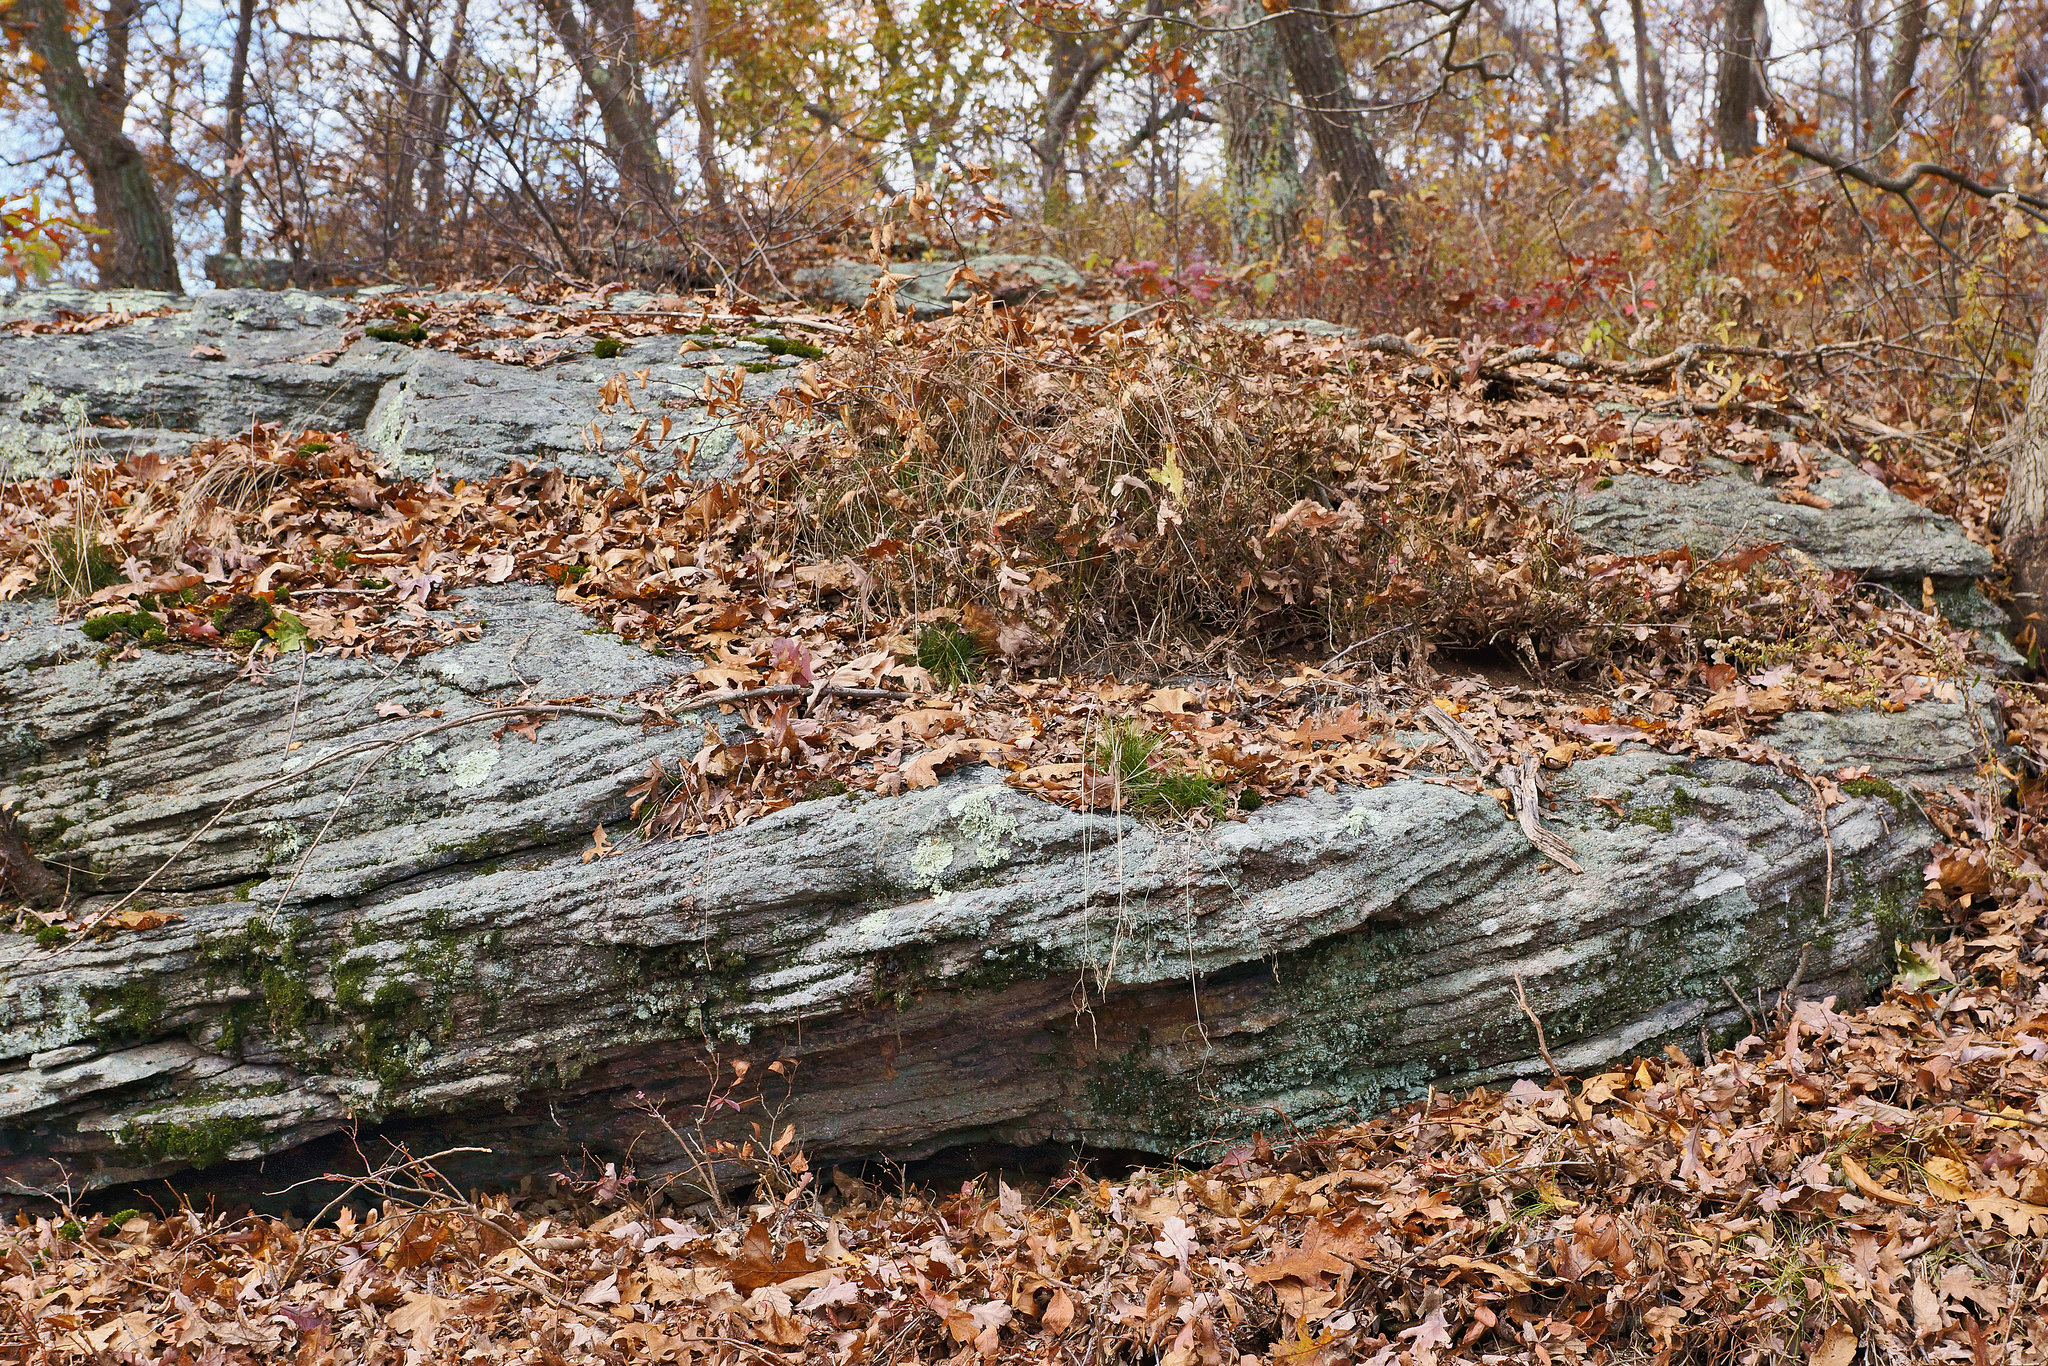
xmin=1842 ymin=776 xmax=1908 ymax=811
xmin=90 ymin=979 xmax=166 ymax=1043
xmin=123 ymin=1116 xmax=263 ymax=1169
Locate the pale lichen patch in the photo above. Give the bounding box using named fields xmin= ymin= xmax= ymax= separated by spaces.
xmin=445 ymin=746 xmax=500 ymax=789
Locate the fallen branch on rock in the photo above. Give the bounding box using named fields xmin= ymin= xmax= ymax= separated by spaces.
xmin=1512 ymin=754 xmax=1584 ymax=874
xmin=680 ymin=684 xmax=915 ymax=710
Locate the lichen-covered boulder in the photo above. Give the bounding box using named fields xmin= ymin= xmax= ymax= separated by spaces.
xmin=1575 ymin=452 xmax=1994 ymax=582
xmin=0 ymin=586 xmax=1970 ymax=1201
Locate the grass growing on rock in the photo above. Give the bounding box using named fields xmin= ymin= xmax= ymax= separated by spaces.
xmin=1092 ymin=718 xmax=1228 ymax=817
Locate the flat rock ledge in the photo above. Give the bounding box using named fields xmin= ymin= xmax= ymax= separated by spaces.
xmin=0 ymin=285 xmax=796 ymax=483
xmin=0 ymin=584 xmax=1974 ymax=1200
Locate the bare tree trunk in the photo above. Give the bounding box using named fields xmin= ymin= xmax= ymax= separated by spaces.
xmin=14 ymin=0 xmax=181 ymax=291
xmin=1644 ymin=40 xmax=1679 ymax=164
xmin=1715 ymin=0 xmax=1768 ymax=160
xmin=1850 ymin=0 xmax=1873 ymax=154
xmin=1033 ymin=1 xmax=1162 ymax=202
xmin=534 ymin=0 xmax=673 ymax=207
xmin=1955 ymin=0 xmax=2006 ymax=165
xmin=1275 ymin=0 xmax=1393 ymax=245
xmin=1872 ymin=0 xmax=1926 ymax=156
xmin=689 ymin=0 xmax=724 ymax=213
xmin=1479 ymin=0 xmax=1562 ymax=130
xmin=1627 ymin=0 xmax=1661 ymax=190
xmin=223 ymin=0 xmax=258 ymax=258
xmin=1585 ymin=0 xmax=1640 ymax=127
xmin=2005 ymin=312 xmax=2048 ymax=647
xmin=1218 ymin=0 xmax=1301 ymax=257
xmin=389 ymin=6 xmax=429 ymax=263
xmin=422 ymin=0 xmax=469 ymax=234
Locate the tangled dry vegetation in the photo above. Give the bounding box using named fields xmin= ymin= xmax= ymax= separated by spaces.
xmin=5 ymin=787 xmax=2048 ymax=1366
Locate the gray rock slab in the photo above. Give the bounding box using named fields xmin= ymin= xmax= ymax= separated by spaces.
xmin=0 ymin=585 xmax=696 ymax=903
xmin=793 ymin=254 xmax=1082 ymax=317
xmin=1573 ymin=454 xmax=1994 ymax=580
xmin=0 ymin=288 xmax=794 ymax=482
xmin=0 ymin=586 xmax=1972 ymax=1198
xmin=359 ymin=338 xmax=792 ymax=481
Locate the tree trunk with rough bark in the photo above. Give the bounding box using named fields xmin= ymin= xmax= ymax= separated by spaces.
xmin=1715 ymin=0 xmax=1768 ymax=160
xmin=2004 ymin=313 xmax=2048 ymax=649
xmin=1275 ymin=0 xmax=1392 ymax=246
xmin=689 ymin=0 xmax=724 ymax=213
xmin=421 ymin=0 xmax=468 ymax=236
xmin=1644 ymin=38 xmax=1679 ymax=164
xmin=1872 ymin=0 xmax=1926 ymax=157
xmin=534 ymin=0 xmax=673 ymax=208
xmin=222 ymin=0 xmax=258 ymax=258
xmin=1033 ymin=1 xmax=1161 ymax=202
xmin=1219 ymin=0 xmax=1301 ymax=257
xmin=13 ymin=0 xmax=181 ymax=291
xmin=1627 ymin=0 xmax=1661 ymax=190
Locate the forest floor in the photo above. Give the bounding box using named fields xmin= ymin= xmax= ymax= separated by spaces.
xmin=4 ymin=286 xmax=2048 ymax=1364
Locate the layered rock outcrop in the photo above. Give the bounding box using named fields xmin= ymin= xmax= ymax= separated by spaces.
xmin=0 ymin=576 xmax=1979 ymax=1198
xmin=1 ymin=285 xmax=796 ymax=482
xmin=0 ymin=288 xmax=2006 ymax=1203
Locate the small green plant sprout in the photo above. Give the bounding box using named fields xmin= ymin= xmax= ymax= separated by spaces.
xmin=917 ymin=619 xmax=983 ymax=688
xmin=1092 ymin=717 xmax=1228 ymax=817
xmin=266 ymin=609 xmax=310 ymax=652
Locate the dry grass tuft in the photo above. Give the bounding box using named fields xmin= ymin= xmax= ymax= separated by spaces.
xmin=757 ymin=309 xmax=1791 ymax=674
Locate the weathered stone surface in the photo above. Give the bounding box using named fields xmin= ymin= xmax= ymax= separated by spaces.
xmin=0 ymin=286 xmax=795 ymax=481
xmin=1574 ymin=453 xmax=1995 ymax=581
xmin=0 ymin=582 xmax=1967 ymax=1199
xmin=792 ymin=254 xmax=1083 ymax=317
xmin=0 ymin=289 xmax=2008 ymax=1204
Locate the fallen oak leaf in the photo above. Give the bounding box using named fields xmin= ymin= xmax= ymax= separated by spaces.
xmin=1247 ymin=1247 xmax=1347 ymax=1285
xmin=1839 ymin=1152 xmax=1918 ymax=1207
xmin=1435 ymin=1253 xmax=1533 ymax=1294
xmin=1810 ymin=1319 xmax=1856 ymax=1366
xmin=386 ymin=1291 xmax=458 ymax=1351
xmin=1962 ymin=1192 xmax=2048 ymax=1235
xmin=724 ymin=1221 xmax=824 ymax=1293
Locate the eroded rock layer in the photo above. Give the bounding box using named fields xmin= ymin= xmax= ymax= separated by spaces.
xmin=1 ymin=583 xmax=1966 ymax=1197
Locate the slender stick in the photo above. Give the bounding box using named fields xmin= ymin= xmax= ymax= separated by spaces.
xmin=1512 ymin=970 xmax=1564 ymax=1080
